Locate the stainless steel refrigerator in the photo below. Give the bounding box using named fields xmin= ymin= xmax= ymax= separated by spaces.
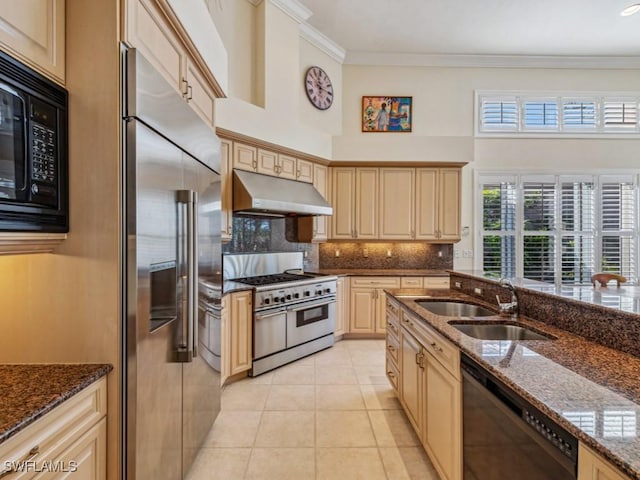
xmin=122 ymin=46 xmax=222 ymax=480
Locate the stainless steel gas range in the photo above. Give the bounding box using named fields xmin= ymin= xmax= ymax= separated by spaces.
xmin=224 ymin=253 xmax=337 ymax=376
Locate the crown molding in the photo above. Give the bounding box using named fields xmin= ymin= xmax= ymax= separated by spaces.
xmin=246 ymin=0 xmax=262 ymax=5
xmin=268 ymin=0 xmax=312 ymax=23
xmin=300 ymin=23 xmax=346 ymax=64
xmin=345 ymin=52 xmax=640 ymax=69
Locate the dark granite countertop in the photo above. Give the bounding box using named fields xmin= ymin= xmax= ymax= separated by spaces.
xmin=309 ymin=269 xmax=449 ymax=277
xmin=386 ymin=288 xmax=640 ymax=480
xmin=222 ymin=280 xmax=254 ymax=295
xmin=0 ymin=364 xmax=112 ymax=445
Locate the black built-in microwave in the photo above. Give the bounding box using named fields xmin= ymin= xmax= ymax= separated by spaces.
xmin=0 ymin=50 xmax=68 ymax=232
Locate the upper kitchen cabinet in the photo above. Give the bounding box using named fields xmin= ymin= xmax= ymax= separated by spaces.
xmin=231 ymin=141 xmax=314 ymax=183
xmin=331 ymin=165 xmax=462 ymax=242
xmin=416 ymin=168 xmax=461 ymax=241
xmin=124 ymin=0 xmax=218 ymax=128
xmin=331 ymin=167 xmax=379 ymax=239
xmin=297 ymin=163 xmax=330 ymax=242
xmin=0 ymin=0 xmax=65 ymax=85
xmin=220 ymin=139 xmax=232 ymax=242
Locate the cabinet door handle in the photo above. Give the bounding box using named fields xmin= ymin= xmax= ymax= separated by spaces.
xmin=296 ymin=169 xmax=301 ymax=178
xmin=387 ymin=371 xmax=396 ymax=379
xmin=0 ymin=446 xmax=40 ymax=477
xmin=181 ymin=78 xmax=188 ymax=97
xmin=387 ymin=345 xmax=395 ymax=353
xmin=187 ymin=84 xmax=193 ymax=101
xmin=252 ymin=160 xmax=257 ymax=170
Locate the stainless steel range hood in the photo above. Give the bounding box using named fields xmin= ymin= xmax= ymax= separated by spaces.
xmin=233 ymin=169 xmax=333 ymax=217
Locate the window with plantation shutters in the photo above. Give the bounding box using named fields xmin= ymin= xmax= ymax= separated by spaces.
xmin=481 ymin=180 xmax=516 ymax=278
xmin=480 ymin=98 xmax=518 ymax=131
xmin=478 ymin=174 xmax=638 ymax=287
xmin=603 ymin=99 xmax=639 ymax=131
xmin=476 ymin=92 xmax=640 ymax=135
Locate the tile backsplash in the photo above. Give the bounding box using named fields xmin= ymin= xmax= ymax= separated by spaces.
xmin=319 ymin=242 xmax=453 ymax=270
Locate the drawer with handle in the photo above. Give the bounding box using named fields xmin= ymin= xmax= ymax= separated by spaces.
xmin=386 ymin=330 xmax=400 ymax=366
xmin=400 ymin=277 xmax=423 ymax=288
xmin=350 ymin=277 xmax=400 ymax=288
xmin=386 ymin=357 xmax=399 ymax=392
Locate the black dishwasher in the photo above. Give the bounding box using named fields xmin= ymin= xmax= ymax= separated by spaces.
xmin=461 ymin=353 xmax=578 ymax=480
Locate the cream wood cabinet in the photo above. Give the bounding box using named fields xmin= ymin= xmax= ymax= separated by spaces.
xmin=297 ymin=163 xmax=329 ymax=243
xmin=256 ymin=149 xmax=296 ymax=180
xmin=331 ymin=167 xmax=378 ymax=240
xmin=331 ymin=166 xmax=461 ymax=242
xmin=416 ymin=168 xmax=461 ymax=241
xmin=233 ymin=143 xmax=315 ymax=183
xmin=222 ymin=290 xmax=253 ymax=382
xmin=390 ymin=305 xmax=462 ymax=480
xmin=296 ymin=159 xmax=314 ymax=183
xmin=0 ymin=378 xmax=107 ymax=480
xmin=578 ymin=444 xmax=632 ymax=480
xmin=333 ymin=276 xmax=349 ymax=337
xmin=379 ymin=168 xmax=416 ymax=239
xmin=400 ymin=276 xmax=450 ymax=289
xmin=125 ymin=0 xmax=216 ymax=128
xmin=220 ymin=139 xmax=232 ymax=242
xmin=233 ymin=143 xmax=258 ymax=171
xmin=349 ymin=277 xmax=400 ymax=334
xmin=0 ymin=0 xmax=65 ymax=84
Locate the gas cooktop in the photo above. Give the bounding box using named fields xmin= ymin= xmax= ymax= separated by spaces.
xmin=231 ymin=272 xmax=314 ymax=286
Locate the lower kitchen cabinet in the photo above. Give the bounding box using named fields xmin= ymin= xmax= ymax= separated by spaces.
xmin=0 ymin=378 xmax=107 ymax=480
xmin=349 ymin=277 xmax=400 ymax=334
xmin=333 ymin=276 xmax=349 ymax=337
xmin=579 ymin=444 xmax=632 ymax=480
xmin=222 ymin=290 xmax=253 ymax=383
xmin=389 ymin=303 xmax=462 ymax=480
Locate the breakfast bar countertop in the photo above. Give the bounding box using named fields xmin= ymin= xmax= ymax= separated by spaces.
xmin=0 ymin=363 xmax=112 ymax=445
xmin=386 ymin=288 xmax=640 ymax=480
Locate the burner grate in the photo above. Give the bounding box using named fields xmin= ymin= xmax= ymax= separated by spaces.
xmin=232 ymin=272 xmax=312 ymax=286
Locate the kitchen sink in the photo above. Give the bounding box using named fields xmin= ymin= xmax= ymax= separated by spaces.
xmin=415 ymin=300 xmax=496 ymax=317
xmin=449 ymin=322 xmax=554 ymax=341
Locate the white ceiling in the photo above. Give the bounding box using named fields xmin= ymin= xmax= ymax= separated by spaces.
xmin=297 ymin=0 xmax=640 ymax=62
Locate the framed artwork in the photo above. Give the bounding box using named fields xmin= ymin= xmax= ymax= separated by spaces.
xmin=362 ymin=96 xmax=412 ymax=132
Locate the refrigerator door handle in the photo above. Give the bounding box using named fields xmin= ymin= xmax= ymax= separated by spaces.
xmin=176 ymin=189 xmax=198 ymax=362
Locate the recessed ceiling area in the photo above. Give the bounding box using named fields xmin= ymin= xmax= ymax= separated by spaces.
xmin=297 ymin=0 xmax=640 ymax=59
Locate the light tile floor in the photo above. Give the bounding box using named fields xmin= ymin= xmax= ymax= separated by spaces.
xmin=187 ymin=339 xmax=439 ymax=480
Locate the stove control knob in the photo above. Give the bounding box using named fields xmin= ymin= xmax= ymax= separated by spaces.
xmin=286 ymin=294 xmax=292 ymax=300
xmin=274 ymin=297 xmax=280 ymax=303
xmin=264 ymin=298 xmax=271 ymax=305
xmin=316 ymin=289 xmax=322 ymax=296
xmin=324 ymin=288 xmax=331 ymax=294
xmin=304 ymin=291 xmax=310 ymax=297
xmin=294 ymin=293 xmax=300 ymax=299
xmin=280 ymin=296 xmax=286 ymax=303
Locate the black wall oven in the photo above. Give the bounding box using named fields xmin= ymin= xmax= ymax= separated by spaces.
xmin=0 ymin=50 xmax=68 ymax=232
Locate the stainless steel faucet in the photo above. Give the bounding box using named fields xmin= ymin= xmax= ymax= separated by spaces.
xmin=496 ymin=279 xmax=519 ymax=315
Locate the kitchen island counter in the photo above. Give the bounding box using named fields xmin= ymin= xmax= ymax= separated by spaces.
xmin=387 ymin=288 xmax=640 ymax=479
xmin=0 ymin=363 xmax=112 ymax=445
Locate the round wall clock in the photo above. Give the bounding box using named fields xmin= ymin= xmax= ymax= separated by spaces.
xmin=304 ymin=66 xmax=334 ymax=110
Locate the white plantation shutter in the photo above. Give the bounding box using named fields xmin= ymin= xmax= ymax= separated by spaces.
xmin=481 ymin=98 xmax=518 ymax=131
xmin=524 ymin=100 xmax=558 ymax=129
xmin=478 ymin=174 xmax=638 ymax=286
xmin=522 ymin=180 xmax=556 ymax=282
xmin=560 ymin=180 xmax=595 ymax=285
xmin=480 ymin=179 xmax=516 ymax=278
xmin=603 ymin=99 xmax=639 ymax=131
xmin=563 ymin=100 xmax=596 ymax=129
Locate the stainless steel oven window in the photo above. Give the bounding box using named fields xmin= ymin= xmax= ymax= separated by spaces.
xmin=296 ymin=303 xmax=329 ymax=327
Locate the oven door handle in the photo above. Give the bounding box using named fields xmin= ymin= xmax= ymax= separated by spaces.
xmin=287 ymin=296 xmax=336 ymax=312
xmin=256 ymin=308 xmax=287 ymax=319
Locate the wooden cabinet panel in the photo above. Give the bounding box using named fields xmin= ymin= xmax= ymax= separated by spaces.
xmin=296 ymin=159 xmax=314 ymax=183
xmin=379 ymin=168 xmax=415 ymax=239
xmin=257 ymin=149 xmax=277 ymax=175
xmin=425 ymin=356 xmax=462 ymax=480
xmin=439 ymin=168 xmax=461 ymax=241
xmin=233 ymin=143 xmax=257 ymax=171
xmin=185 ymin=58 xmax=215 ymax=126
xmin=0 ymin=0 xmax=65 ymax=84
xmin=356 ymin=168 xmax=379 ymax=239
xmin=220 ymin=139 xmax=232 ymax=242
xmin=401 ymin=277 xmax=423 ymax=288
xmin=423 ymin=276 xmax=450 ymax=289
xmin=312 ymin=163 xmax=328 ymax=241
xmin=332 ymin=168 xmax=356 ymax=239
xmin=416 ymin=168 xmax=438 ymax=239
xmin=578 ymin=444 xmax=631 ymax=480
xmin=228 ymin=290 xmax=252 ymax=376
xmin=400 ymin=329 xmax=424 ymax=438
xmin=277 ymin=154 xmax=297 ymax=180
xmin=349 ymin=288 xmax=376 ymax=333
xmin=126 ymin=0 xmax=186 ymax=94
xmin=334 ymin=276 xmax=348 ymax=337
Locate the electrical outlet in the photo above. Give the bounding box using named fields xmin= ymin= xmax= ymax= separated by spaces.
xmin=363 ymin=248 xmax=368 ymax=258
xmin=335 ymin=249 xmax=340 ymax=257
xmin=437 ymin=250 xmax=443 ymax=258
xmin=474 ymin=287 xmax=483 ymax=295
xmin=454 ymin=281 xmax=461 ymax=289
xmin=463 ymin=249 xmax=474 ymax=258
xmin=454 ymin=249 xmax=461 ymax=258
xmin=386 ymin=249 xmax=392 ymax=258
